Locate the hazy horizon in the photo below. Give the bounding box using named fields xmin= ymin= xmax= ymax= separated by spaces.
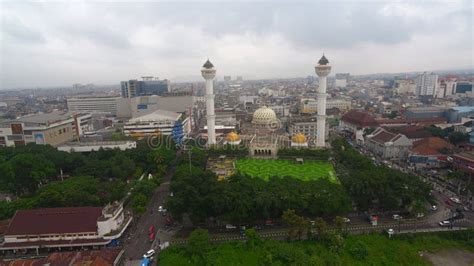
xmin=1 ymin=0 xmax=472 ymax=90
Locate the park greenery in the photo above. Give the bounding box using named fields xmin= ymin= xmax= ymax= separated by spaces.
xmin=331 ymin=138 xmax=432 ymax=213
xmin=160 ymin=228 xmax=474 ymax=265
xmin=167 ymin=137 xmax=432 ymax=225
xmin=166 ymin=162 xmax=350 ymax=224
xmin=0 ymin=140 xmax=175 ymax=219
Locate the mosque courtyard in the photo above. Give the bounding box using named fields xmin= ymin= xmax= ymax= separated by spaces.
xmin=234 ymin=158 xmax=337 ymax=183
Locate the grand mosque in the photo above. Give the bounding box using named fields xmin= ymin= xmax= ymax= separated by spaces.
xmin=201 ymin=55 xmax=331 ymax=158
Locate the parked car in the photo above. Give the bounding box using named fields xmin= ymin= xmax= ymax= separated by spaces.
xmin=225 ymin=224 xmax=237 ymax=229
xmin=416 ymin=213 xmax=425 ymax=218
xmin=431 ymin=205 xmax=438 ymax=211
xmin=158 ymin=206 xmax=164 ymax=212
xmin=144 ymin=249 xmax=155 ymax=258
xmin=450 ymin=197 xmax=461 ymax=204
xmin=392 ymin=214 xmax=402 ymax=220
xmin=439 ymin=220 xmax=451 ymax=227
xmin=343 ymin=217 xmax=351 ymax=223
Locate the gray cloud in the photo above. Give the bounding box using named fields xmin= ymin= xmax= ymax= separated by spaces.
xmin=0 ymin=1 xmax=472 ymax=89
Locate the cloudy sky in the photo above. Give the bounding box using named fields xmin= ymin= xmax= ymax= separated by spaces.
xmin=0 ymin=0 xmax=472 ymax=89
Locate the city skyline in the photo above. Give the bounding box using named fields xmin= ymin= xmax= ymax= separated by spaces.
xmin=1 ymin=0 xmax=472 ymax=89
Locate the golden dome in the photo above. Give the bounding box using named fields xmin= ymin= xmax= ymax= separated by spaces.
xmin=226 ymin=132 xmax=241 ymax=142
xmin=292 ymin=133 xmax=307 ymax=143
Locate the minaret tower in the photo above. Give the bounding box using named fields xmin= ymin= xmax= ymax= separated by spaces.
xmin=315 ymin=54 xmax=331 ymax=148
xmin=201 ymin=59 xmax=217 ymax=145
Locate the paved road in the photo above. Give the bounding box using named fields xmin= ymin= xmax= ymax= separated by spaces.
xmin=123 ymin=163 xmax=176 ymax=261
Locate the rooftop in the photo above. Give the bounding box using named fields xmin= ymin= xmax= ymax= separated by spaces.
xmin=6 ymin=207 xmax=102 ymax=236
xmin=318 ymin=54 xmax=329 ymax=65
xmin=341 ymin=109 xmax=379 ymax=127
xmin=413 ymin=137 xmax=453 ymax=151
xmin=129 ymin=109 xmax=181 ymax=123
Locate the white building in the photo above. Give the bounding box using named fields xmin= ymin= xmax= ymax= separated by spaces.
xmin=395 ymin=79 xmax=416 ymax=94
xmin=365 ymin=127 xmax=412 ymax=160
xmin=300 ymin=98 xmax=351 ymax=114
xmin=67 ymin=96 xmax=121 ymax=115
xmin=123 ymin=109 xmax=190 ymax=137
xmin=57 ymin=141 xmax=137 ymax=153
xmin=335 ymin=73 xmax=350 ymax=88
xmin=416 ymin=72 xmax=438 ymax=96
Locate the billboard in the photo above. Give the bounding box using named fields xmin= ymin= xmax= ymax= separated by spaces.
xmin=34 ymin=132 xmax=45 ymax=144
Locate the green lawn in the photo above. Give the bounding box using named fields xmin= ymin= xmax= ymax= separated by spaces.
xmin=235 ymin=158 xmax=337 ymax=183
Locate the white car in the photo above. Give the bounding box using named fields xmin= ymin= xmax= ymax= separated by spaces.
xmin=343 ymin=217 xmax=351 ymax=223
xmin=416 ymin=213 xmax=425 ymax=218
xmin=439 ymin=220 xmax=451 ymax=227
xmin=144 ymin=249 xmax=155 ymax=258
xmin=387 ymin=228 xmax=394 ymax=234
xmin=450 ymin=197 xmax=461 ymax=204
xmin=392 ymin=214 xmax=402 ymax=220
xmin=158 ymin=206 xmax=167 ymax=212
xmin=225 ymin=224 xmax=237 ymax=229
xmin=431 ymin=205 xmax=438 ymax=211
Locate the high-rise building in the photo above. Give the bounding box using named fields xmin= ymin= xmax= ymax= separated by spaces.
xmin=335 ymin=73 xmax=350 ymax=88
xmin=415 ymin=72 xmax=438 ymax=96
xmin=121 ymin=77 xmax=169 ymax=98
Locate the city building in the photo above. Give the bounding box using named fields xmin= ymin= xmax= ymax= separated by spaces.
xmin=121 ymin=77 xmax=169 ymax=98
xmin=394 ymin=79 xmax=416 ymax=94
xmin=335 ymin=73 xmax=350 ymax=88
xmin=0 ymin=111 xmax=92 ymax=147
xmin=340 ymin=109 xmax=379 ymax=134
xmin=408 ymin=137 xmax=453 ymax=169
xmin=288 ymin=116 xmax=320 ymax=139
xmin=404 ymin=107 xmax=446 ymax=120
xmin=0 ymin=202 xmax=131 ymax=252
xmin=416 ymin=72 xmax=438 ymax=96
xmin=365 ymin=127 xmax=412 ymax=160
xmin=224 ymin=76 xmax=231 ymax=82
xmin=452 ymin=151 xmax=474 ymax=177
xmin=123 ymin=109 xmax=190 ymax=137
xmin=57 ymin=141 xmax=137 ymax=153
xmin=67 ymin=96 xmax=121 ymax=115
xmin=455 ymin=82 xmax=473 ymax=94
xmin=300 ymin=98 xmax=351 ymax=114
xmin=116 ymin=94 xmax=194 ymax=119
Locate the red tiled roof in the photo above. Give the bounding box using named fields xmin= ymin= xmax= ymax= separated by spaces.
xmin=341 ymin=109 xmax=379 ymax=127
xmin=0 ymin=238 xmax=109 ymax=249
xmin=2 ymin=249 xmax=122 ymax=266
xmin=411 ymin=146 xmax=441 ymax=156
xmin=413 ymin=137 xmax=453 ymax=151
xmin=386 ymin=126 xmax=432 ymax=139
xmin=5 ymin=207 xmax=102 ymax=236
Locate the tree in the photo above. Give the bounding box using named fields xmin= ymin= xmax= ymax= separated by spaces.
xmin=314 ymin=217 xmax=327 ymax=240
xmin=244 ymin=228 xmax=262 ymax=248
xmin=449 ymin=132 xmax=469 ymax=144
xmin=187 ymin=229 xmax=210 ymax=258
xmin=334 ymin=216 xmax=345 ymax=233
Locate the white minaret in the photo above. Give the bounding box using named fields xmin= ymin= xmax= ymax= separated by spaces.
xmin=315 ymin=54 xmax=331 ymax=148
xmin=201 ymin=59 xmax=217 ymax=145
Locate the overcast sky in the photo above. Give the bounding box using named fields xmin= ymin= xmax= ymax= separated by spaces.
xmin=0 ymin=0 xmax=472 ymax=89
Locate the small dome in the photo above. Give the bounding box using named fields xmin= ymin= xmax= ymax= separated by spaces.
xmin=202 ymin=59 xmax=214 ymax=69
xmin=252 ymin=106 xmax=277 ymax=125
xmin=292 ymin=133 xmax=307 ymax=143
xmin=226 ymin=132 xmax=240 ymax=142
